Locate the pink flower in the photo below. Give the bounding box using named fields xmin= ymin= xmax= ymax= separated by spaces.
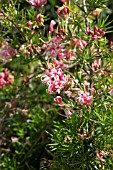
xmin=0 ymin=69 xmax=14 ymax=90
xmin=49 ymin=20 xmax=56 ymax=32
xmin=109 ymin=88 xmax=113 ymax=96
xmin=44 ymin=37 xmax=64 ymax=59
xmin=92 ymin=59 xmax=102 ymax=71
xmin=27 ymin=21 xmax=32 ymax=28
xmin=11 ymin=137 xmax=19 ymax=143
xmin=87 ymin=29 xmax=93 ymax=35
xmin=54 ymin=96 xmax=62 ymax=105
xmin=41 ymin=61 xmax=68 ymax=94
xmin=57 ymin=6 xmax=70 ymax=18
xmin=65 ymin=108 xmax=72 ymax=118
xmin=60 ymin=0 xmax=69 ymax=3
xmin=27 ymin=0 xmax=47 ymax=7
xmin=70 ymin=38 xmax=87 ymax=51
xmin=96 ymin=150 xmax=108 ymax=169
xmin=36 ymin=14 xmax=44 ymax=26
xmin=0 ymin=42 xmax=17 ymax=64
xmin=78 ymin=91 xmax=93 ymax=104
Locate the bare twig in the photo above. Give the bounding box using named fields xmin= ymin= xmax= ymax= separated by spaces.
xmin=82 ymin=0 xmax=89 ymax=32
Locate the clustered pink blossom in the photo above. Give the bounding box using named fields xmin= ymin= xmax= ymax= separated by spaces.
xmin=20 ymin=44 xmax=41 ymax=54
xmin=0 ymin=42 xmax=17 ymax=64
xmin=42 ymin=31 xmax=94 ymax=107
xmin=0 ymin=69 xmax=14 ymax=90
xmin=57 ymin=6 xmax=70 ymax=18
xmin=54 ymin=96 xmax=62 ymax=105
xmin=11 ymin=137 xmax=19 ymax=143
xmin=44 ymin=36 xmax=76 ymax=60
xmin=92 ymin=58 xmax=102 ymax=71
xmin=64 ymin=108 xmax=72 ymax=118
xmin=70 ymin=38 xmax=87 ymax=51
xmin=78 ymin=129 xmax=91 ymax=140
xmin=27 ymin=0 xmax=47 ymax=7
xmin=36 ymin=14 xmax=44 ymax=26
xmin=41 ymin=61 xmax=68 ymax=94
xmin=87 ymin=26 xmax=105 ymax=40
xmin=96 ymin=150 xmax=109 ymax=169
xmin=44 ymin=36 xmax=64 ymax=59
xmin=77 ymin=90 xmax=93 ymax=104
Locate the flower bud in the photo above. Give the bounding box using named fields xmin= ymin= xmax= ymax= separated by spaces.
xmin=36 ymin=14 xmax=44 ymax=26
xmin=49 ymin=20 xmax=56 ymax=32
xmin=27 ymin=21 xmax=32 ymax=28
xmin=57 ymin=6 xmax=70 ymax=18
xmin=27 ymin=0 xmax=47 ymax=7
xmin=54 ymin=96 xmax=62 ymax=104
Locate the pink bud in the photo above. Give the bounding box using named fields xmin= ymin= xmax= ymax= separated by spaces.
xmin=0 ymin=72 xmax=5 ymax=79
xmin=92 ymin=34 xmax=97 ymax=40
xmin=27 ymin=0 xmax=47 ymax=7
xmin=57 ymin=6 xmax=70 ymax=18
xmin=54 ymin=96 xmax=62 ymax=104
xmin=94 ymin=26 xmax=98 ymax=33
xmin=99 ymin=29 xmax=105 ymax=36
xmin=11 ymin=137 xmax=19 ymax=143
xmin=27 ymin=21 xmax=32 ymax=28
xmin=49 ymin=20 xmax=56 ymax=32
xmin=65 ymin=108 xmax=72 ymax=118
xmin=87 ymin=29 xmax=93 ymax=35
xmin=36 ymin=14 xmax=44 ymax=26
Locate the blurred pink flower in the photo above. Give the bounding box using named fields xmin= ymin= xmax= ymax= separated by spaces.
xmin=78 ymin=91 xmax=93 ymax=104
xmin=60 ymin=0 xmax=69 ymax=3
xmin=36 ymin=14 xmax=44 ymax=26
xmin=65 ymin=108 xmax=72 ymax=118
xmin=42 ymin=65 xmax=67 ymax=94
xmin=27 ymin=0 xmax=47 ymax=7
xmin=0 ymin=42 xmax=17 ymax=64
xmin=27 ymin=21 xmax=32 ymax=28
xmin=49 ymin=20 xmax=56 ymax=32
xmin=70 ymin=38 xmax=87 ymax=51
xmin=57 ymin=6 xmax=70 ymax=18
xmin=54 ymin=96 xmax=62 ymax=105
xmin=11 ymin=137 xmax=19 ymax=143
xmin=92 ymin=59 xmax=102 ymax=71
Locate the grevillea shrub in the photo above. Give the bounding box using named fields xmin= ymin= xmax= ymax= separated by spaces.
xmin=0 ymin=0 xmax=113 ymax=169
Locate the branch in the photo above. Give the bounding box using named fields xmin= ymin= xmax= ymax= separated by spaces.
xmin=82 ymin=0 xmax=89 ymax=32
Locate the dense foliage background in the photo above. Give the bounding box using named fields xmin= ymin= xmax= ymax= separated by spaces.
xmin=0 ymin=0 xmax=113 ymax=169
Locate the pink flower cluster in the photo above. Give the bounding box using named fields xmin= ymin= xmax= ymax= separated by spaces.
xmin=64 ymin=108 xmax=72 ymax=118
xmin=20 ymin=44 xmax=41 ymax=54
xmin=92 ymin=58 xmax=102 ymax=71
xmin=77 ymin=90 xmax=93 ymax=104
xmin=27 ymin=0 xmax=47 ymax=7
xmin=70 ymin=38 xmax=87 ymax=51
xmin=0 ymin=42 xmax=17 ymax=64
xmin=60 ymin=0 xmax=69 ymax=3
xmin=57 ymin=6 xmax=70 ymax=19
xmin=44 ymin=36 xmax=75 ymax=60
xmin=11 ymin=137 xmax=19 ymax=143
xmin=41 ymin=60 xmax=68 ymax=94
xmin=78 ymin=129 xmax=91 ymax=140
xmin=87 ymin=26 xmax=105 ymax=40
xmin=44 ymin=37 xmax=64 ymax=59
xmin=42 ymin=32 xmax=94 ymax=107
xmin=96 ymin=150 xmax=109 ymax=169
xmin=0 ymin=69 xmax=14 ymax=90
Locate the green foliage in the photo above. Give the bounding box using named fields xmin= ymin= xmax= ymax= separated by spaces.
xmin=0 ymin=0 xmax=113 ymax=170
